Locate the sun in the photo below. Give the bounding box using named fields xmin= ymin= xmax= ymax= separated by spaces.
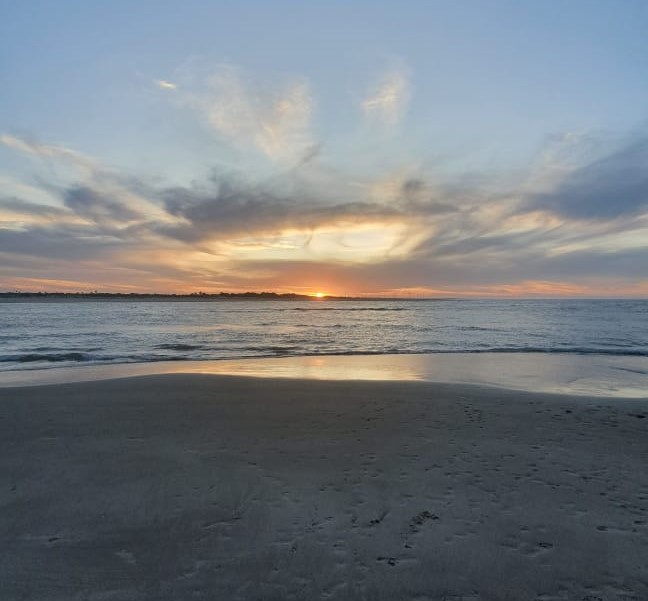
xmin=313 ymin=292 xmax=326 ymax=299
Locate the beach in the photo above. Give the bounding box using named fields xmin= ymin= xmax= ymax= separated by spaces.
xmin=1 ymin=374 xmax=647 ymax=601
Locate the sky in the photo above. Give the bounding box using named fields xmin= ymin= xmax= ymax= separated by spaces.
xmin=1 ymin=0 xmax=648 ymax=297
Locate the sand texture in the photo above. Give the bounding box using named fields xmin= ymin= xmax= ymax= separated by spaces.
xmin=1 ymin=375 xmax=647 ymax=601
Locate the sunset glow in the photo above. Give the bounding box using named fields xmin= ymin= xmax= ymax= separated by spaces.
xmin=1 ymin=3 xmax=647 ymax=297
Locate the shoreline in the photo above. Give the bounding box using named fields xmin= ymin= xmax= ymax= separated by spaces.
xmin=1 ymin=374 xmax=646 ymax=600
xmin=2 ymin=351 xmax=647 ymax=398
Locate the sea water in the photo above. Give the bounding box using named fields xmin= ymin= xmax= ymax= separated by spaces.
xmin=1 ymin=299 xmax=647 ymax=395
xmin=1 ymin=299 xmax=647 ymax=369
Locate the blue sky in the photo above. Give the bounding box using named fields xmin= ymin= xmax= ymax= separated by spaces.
xmin=1 ymin=1 xmax=648 ymax=295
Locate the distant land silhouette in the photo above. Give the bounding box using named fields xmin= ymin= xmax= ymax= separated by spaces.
xmin=0 ymin=291 xmax=436 ymax=301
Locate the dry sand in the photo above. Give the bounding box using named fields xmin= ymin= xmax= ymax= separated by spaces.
xmin=0 ymin=374 xmax=647 ymax=601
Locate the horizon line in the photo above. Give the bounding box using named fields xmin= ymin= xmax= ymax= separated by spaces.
xmin=1 ymin=291 xmax=647 ymax=301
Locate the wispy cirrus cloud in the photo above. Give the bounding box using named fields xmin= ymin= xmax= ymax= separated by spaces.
xmin=155 ymin=79 xmax=177 ymax=90
xmin=0 ymin=134 xmax=96 ymax=174
xmin=1 ymin=134 xmax=175 ymax=229
xmin=198 ymin=67 xmax=315 ymax=165
xmin=362 ymin=70 xmax=410 ymax=126
xmin=526 ymin=135 xmax=648 ymax=219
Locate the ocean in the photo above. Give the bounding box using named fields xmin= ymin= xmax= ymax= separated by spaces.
xmin=1 ymin=298 xmax=647 ymax=372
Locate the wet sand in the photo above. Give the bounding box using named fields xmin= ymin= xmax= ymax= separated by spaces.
xmin=3 ymin=352 xmax=648 ymax=398
xmin=1 ymin=375 xmax=647 ymax=600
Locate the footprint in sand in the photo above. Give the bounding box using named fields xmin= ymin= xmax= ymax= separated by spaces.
xmin=409 ymin=510 xmax=440 ymax=533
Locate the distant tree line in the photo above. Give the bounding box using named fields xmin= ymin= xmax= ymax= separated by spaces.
xmin=0 ymin=291 xmax=320 ymax=300
xmin=0 ymin=291 xmax=430 ymax=301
